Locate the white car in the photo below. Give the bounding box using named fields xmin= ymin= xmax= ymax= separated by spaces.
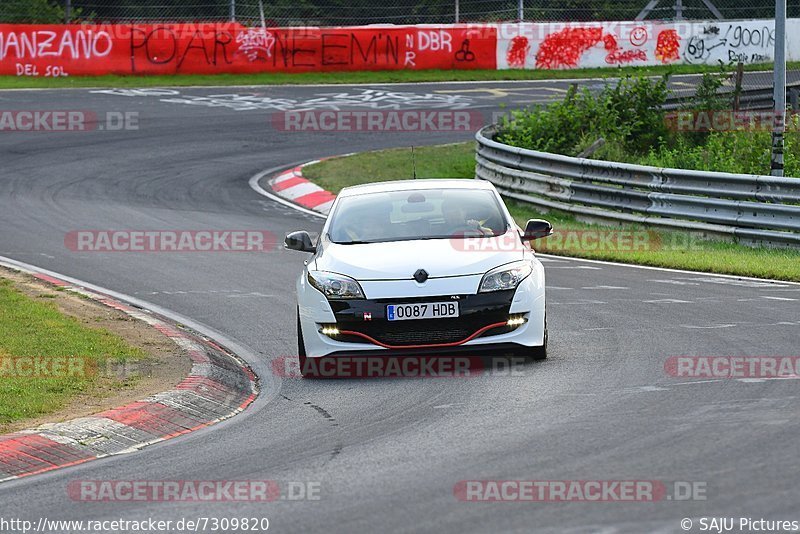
xmin=285 ymin=179 xmax=552 ymax=376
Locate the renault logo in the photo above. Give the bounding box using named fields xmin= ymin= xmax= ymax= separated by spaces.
xmin=413 ymin=269 xmax=429 ymax=283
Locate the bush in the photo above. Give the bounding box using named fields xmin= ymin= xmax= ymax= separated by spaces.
xmin=638 ymin=120 xmax=799 ymax=177
xmin=0 ymin=0 xmax=65 ymax=23
xmin=496 ymin=75 xmax=669 ymax=157
xmin=495 ymin=71 xmax=798 ymax=178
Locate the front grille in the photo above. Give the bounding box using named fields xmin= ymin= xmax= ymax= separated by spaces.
xmin=341 ymin=327 xmax=474 ymax=346
xmin=338 ymin=318 xmax=513 ymax=347
xmin=329 ymin=290 xmax=517 ymax=347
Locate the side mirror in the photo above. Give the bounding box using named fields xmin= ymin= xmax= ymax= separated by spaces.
xmin=522 ymin=219 xmax=553 ymax=241
xmin=284 ymin=231 xmax=316 ymax=253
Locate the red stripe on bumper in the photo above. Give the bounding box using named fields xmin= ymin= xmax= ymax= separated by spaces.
xmin=338 ymin=321 xmax=509 ymax=350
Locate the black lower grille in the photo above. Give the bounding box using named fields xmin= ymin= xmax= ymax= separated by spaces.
xmin=339 ymin=320 xmax=515 ymax=346
xmin=329 ymin=290 xmax=517 ymax=347
xmin=341 ymin=327 xmax=474 ymax=346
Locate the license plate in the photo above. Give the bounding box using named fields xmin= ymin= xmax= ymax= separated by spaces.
xmin=386 ymin=302 xmax=459 ymax=321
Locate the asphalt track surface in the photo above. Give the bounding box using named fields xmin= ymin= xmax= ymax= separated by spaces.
xmin=0 ymin=78 xmax=799 ymax=533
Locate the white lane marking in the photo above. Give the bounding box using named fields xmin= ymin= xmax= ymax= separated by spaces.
xmin=553 ymin=299 xmax=607 ymax=305
xmin=546 ymin=265 xmax=602 ymax=270
xmin=630 ymin=385 xmax=669 ymax=392
xmin=680 ymin=277 xmax=788 ymax=288
xmin=0 ymin=70 xmax=770 ymax=96
xmin=762 ymin=296 xmax=797 ymax=301
xmin=581 ymin=285 xmax=628 ymax=290
xmin=537 ymin=253 xmax=800 ymax=286
xmin=738 ymin=376 xmax=800 ymax=383
xmin=679 ymin=324 xmax=736 ymax=329
xmin=644 ymin=298 xmax=691 ymax=303
xmin=548 ymin=286 xmax=573 ymax=290
xmin=671 ymin=379 xmax=723 ymax=386
xmin=649 ymin=279 xmax=700 ymax=286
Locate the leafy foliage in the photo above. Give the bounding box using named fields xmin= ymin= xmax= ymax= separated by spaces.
xmin=1 ymin=0 xmax=65 ymax=23
xmin=496 ymin=71 xmax=798 ymax=177
xmin=496 ymin=75 xmax=670 ymax=156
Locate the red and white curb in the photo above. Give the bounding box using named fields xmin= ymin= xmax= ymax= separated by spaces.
xmin=268 ymin=162 xmax=336 ymax=215
xmin=0 ymin=263 xmax=258 ymax=483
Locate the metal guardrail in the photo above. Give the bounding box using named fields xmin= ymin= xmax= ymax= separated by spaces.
xmin=663 ymin=82 xmax=800 ymax=111
xmin=475 ymin=125 xmax=800 ymax=247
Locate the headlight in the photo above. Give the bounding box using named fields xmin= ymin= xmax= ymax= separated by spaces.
xmin=307 ymin=271 xmax=365 ymax=299
xmin=478 ymin=261 xmax=533 ymax=293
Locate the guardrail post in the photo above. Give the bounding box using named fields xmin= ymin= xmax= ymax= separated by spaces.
xmin=455 ymin=0 xmax=459 ymax=23
xmin=517 ymin=0 xmax=524 ymax=22
xmin=771 ymin=0 xmax=787 ymax=177
xmin=229 ymin=0 xmax=236 ymax=22
xmin=65 ymin=0 xmax=72 ymax=23
xmin=733 ymin=62 xmax=744 ymax=111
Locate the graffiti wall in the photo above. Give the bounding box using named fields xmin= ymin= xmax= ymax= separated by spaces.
xmin=497 ymin=20 xmax=800 ymax=69
xmin=0 ymin=23 xmax=497 ymax=76
xmin=0 ymin=20 xmax=796 ymax=77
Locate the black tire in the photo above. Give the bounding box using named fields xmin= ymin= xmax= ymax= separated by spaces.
xmin=297 ymin=309 xmax=312 ymax=377
xmin=512 ymin=313 xmax=547 ymax=361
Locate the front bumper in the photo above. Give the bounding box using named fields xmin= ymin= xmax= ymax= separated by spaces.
xmin=298 ymin=269 xmax=545 ymax=358
xmin=327 ymin=290 xmax=517 ymax=348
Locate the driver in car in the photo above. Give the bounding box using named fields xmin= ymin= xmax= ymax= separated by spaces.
xmin=441 ymin=199 xmax=493 ymax=237
xmin=339 ymin=203 xmax=392 ymax=242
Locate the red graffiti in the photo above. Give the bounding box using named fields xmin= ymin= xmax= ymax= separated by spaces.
xmin=606 ymin=48 xmax=647 ymax=64
xmin=535 ymin=27 xmax=647 ymax=68
xmin=606 ymin=34 xmax=647 ymax=64
xmin=601 ymin=32 xmax=647 ymax=64
xmin=535 ymin=27 xmax=602 ymax=69
xmin=602 ymin=34 xmax=618 ymax=51
xmin=655 ymin=29 xmax=680 ymax=63
xmin=0 ymin=23 xmax=498 ymax=76
xmin=506 ymin=35 xmax=530 ymax=68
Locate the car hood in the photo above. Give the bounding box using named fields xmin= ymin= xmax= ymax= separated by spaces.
xmin=314 ymin=236 xmax=524 ymax=281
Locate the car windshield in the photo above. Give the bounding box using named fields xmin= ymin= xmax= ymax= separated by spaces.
xmin=328 ymin=188 xmax=509 ymax=244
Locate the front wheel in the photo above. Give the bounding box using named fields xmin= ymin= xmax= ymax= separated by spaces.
xmin=513 ymin=313 xmax=547 ymax=361
xmin=297 ymin=309 xmax=310 ymax=377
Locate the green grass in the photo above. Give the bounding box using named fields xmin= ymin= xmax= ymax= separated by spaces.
xmin=0 ymin=278 xmax=146 ymax=428
xmin=2 ymin=62 xmax=797 ymax=89
xmin=302 ymin=142 xmax=800 ymax=282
